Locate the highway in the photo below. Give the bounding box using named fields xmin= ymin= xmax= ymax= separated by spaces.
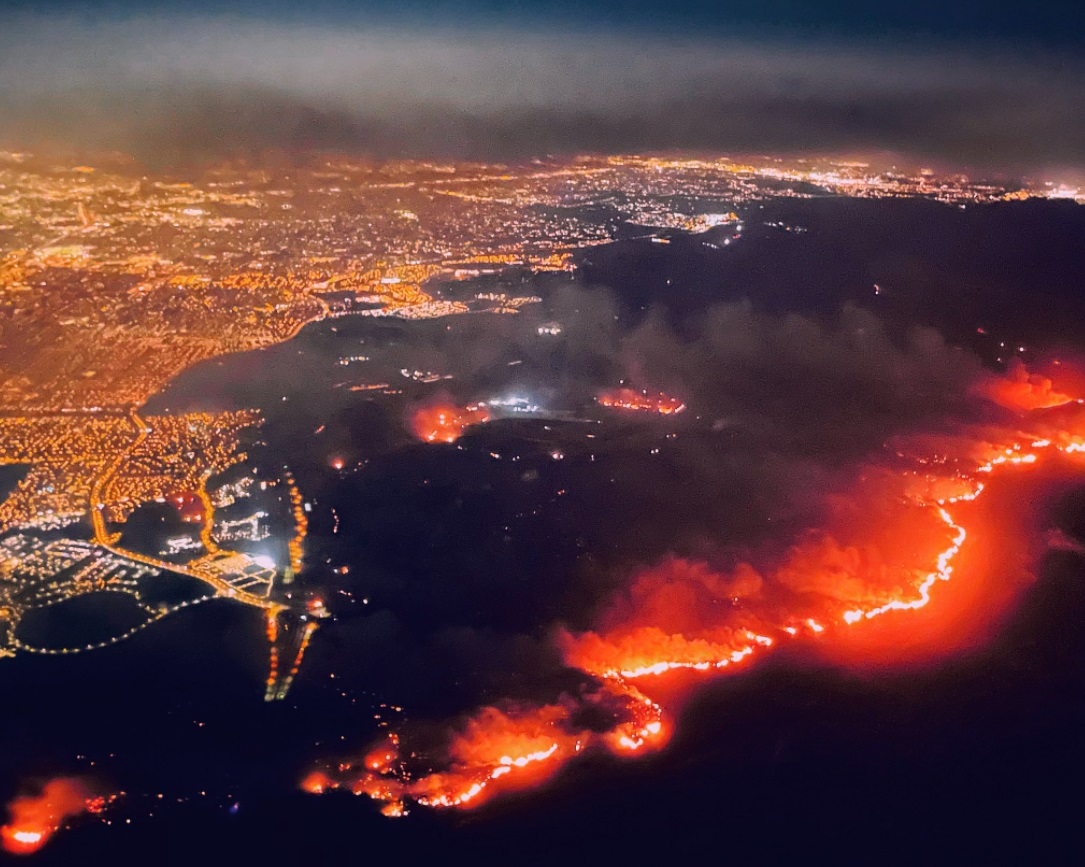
xmin=89 ymin=406 xmax=148 ymax=545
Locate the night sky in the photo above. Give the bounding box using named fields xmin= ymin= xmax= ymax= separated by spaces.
xmin=8 ymin=0 xmax=1085 ymax=44
xmin=1 ymin=0 xmax=1084 ymax=170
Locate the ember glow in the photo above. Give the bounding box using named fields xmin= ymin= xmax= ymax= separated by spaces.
xmin=597 ymin=388 xmax=686 ymax=415
xmin=307 ymin=686 xmax=667 ymax=815
xmin=1 ymin=777 xmax=104 ymax=855
xmin=307 ymin=364 xmax=1085 ymax=816
xmin=410 ymin=403 xmax=491 ymax=443
xmin=980 ymin=359 xmax=1077 ymax=411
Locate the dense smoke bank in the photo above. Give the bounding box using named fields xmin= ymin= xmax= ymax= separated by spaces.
xmin=1 ymin=15 xmax=1084 ymax=171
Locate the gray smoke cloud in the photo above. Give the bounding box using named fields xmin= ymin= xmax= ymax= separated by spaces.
xmin=1 ymin=14 xmax=1083 ymax=171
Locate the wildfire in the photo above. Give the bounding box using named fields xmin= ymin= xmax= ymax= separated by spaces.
xmin=562 ymin=625 xmax=767 ymax=680
xmin=307 ymin=365 xmax=1085 ymax=818
xmin=842 ymin=507 xmax=965 ymax=624
xmin=597 ymin=388 xmax=686 ymax=415
xmin=1 ymin=777 xmax=107 ymax=855
xmin=410 ymin=403 xmax=490 ymax=443
xmin=570 ymin=430 xmax=1085 ymax=679
xmin=979 ymin=358 xmax=1076 ymax=411
xmin=300 ymin=771 xmax=332 ymax=795
xmin=304 ymin=686 xmax=671 ymax=814
xmin=309 ymin=704 xmax=583 ymax=815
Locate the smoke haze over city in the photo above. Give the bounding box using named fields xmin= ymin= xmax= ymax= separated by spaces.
xmin=1 ymin=7 xmax=1084 ymax=172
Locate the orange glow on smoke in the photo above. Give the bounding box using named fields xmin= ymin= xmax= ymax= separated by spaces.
xmin=597 ymin=387 xmax=686 ymax=415
xmin=306 ymin=692 xmax=669 ymax=815
xmin=841 ymin=507 xmax=965 ymax=624
xmin=306 ymin=365 xmax=1085 ymax=816
xmin=979 ymin=359 xmax=1076 ymax=410
xmin=1 ymin=778 xmax=102 ymax=855
xmin=300 ymin=771 xmax=332 ymax=795
xmin=335 ymin=705 xmax=587 ymax=815
xmin=410 ymin=403 xmax=490 ymax=443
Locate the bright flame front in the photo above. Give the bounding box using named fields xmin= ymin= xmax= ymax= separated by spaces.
xmin=306 ymin=363 xmax=1085 ymax=817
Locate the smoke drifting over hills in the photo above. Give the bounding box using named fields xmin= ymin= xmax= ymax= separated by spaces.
xmin=2 ymin=14 xmax=1084 ymax=172
xmin=297 ymin=277 xmax=1085 ymax=815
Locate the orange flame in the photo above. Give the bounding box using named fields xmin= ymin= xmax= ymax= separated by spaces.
xmin=305 ymin=687 xmax=669 ymax=814
xmin=979 ymin=359 xmax=1076 ymax=411
xmin=308 ymin=367 xmax=1085 ymax=817
xmin=597 ymin=388 xmax=686 ymax=415
xmin=410 ymin=403 xmax=490 ymax=443
xmin=300 ymin=771 xmax=332 ymax=795
xmin=1 ymin=778 xmax=102 ymax=855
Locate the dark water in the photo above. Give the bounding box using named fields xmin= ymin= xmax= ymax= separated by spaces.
xmin=16 ymin=591 xmax=148 ymax=649
xmin=7 ymin=196 xmax=1085 ymax=863
xmin=0 ymin=463 xmax=30 ymax=502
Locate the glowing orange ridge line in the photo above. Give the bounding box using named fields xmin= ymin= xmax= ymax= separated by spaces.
xmin=315 ymin=435 xmax=1085 ymax=816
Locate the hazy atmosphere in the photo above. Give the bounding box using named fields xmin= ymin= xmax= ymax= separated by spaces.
xmin=2 ymin=6 xmax=1085 ymax=171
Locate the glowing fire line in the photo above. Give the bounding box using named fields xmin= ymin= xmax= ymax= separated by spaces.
xmin=306 ymin=421 xmax=1085 ymax=817
xmin=416 ymin=744 xmax=561 ymax=809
